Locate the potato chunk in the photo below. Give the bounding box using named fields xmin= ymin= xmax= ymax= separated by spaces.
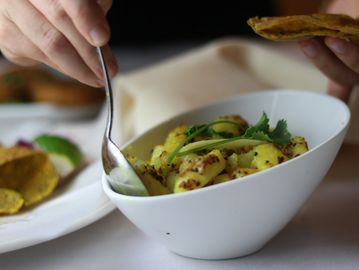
xmin=150 ymin=145 xmax=171 ymax=174
xmin=212 ymin=173 xmax=231 ymax=185
xmin=164 ymin=126 xmax=187 ymax=153
xmin=212 ymin=115 xmax=248 ymax=136
xmin=231 ymin=168 xmax=258 ymax=179
xmin=174 ymin=149 xmax=225 ymax=193
xmin=283 ymin=136 xmax=309 ymax=158
xmin=140 ymin=172 xmax=170 ymax=196
xmin=251 ymin=144 xmax=288 ymax=171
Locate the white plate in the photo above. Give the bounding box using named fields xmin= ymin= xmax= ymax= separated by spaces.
xmin=0 ymin=160 xmax=115 ymax=254
xmin=0 ymin=102 xmax=102 ymax=120
xmin=0 ymin=102 xmax=105 ymax=146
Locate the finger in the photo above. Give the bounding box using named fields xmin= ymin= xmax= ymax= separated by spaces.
xmin=7 ymin=1 xmax=102 ymax=87
xmin=326 ymin=0 xmax=359 ymax=18
xmin=328 ymin=80 xmax=352 ymax=102
xmin=1 ymin=49 xmax=39 ymax=66
xmin=298 ymin=38 xmax=359 ymax=87
xmin=31 ymin=0 xmax=117 ymax=80
xmin=325 ymin=37 xmax=359 ymax=75
xmin=98 ymin=0 xmax=113 ymax=14
xmin=30 ymin=0 xmax=108 ymax=80
xmin=101 ymin=44 xmax=119 ymax=78
xmin=60 ymin=0 xmax=110 ymax=46
xmin=0 ymin=18 xmax=57 ymax=68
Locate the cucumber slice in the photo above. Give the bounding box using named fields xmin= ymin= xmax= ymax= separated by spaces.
xmin=178 ymin=138 xmax=265 ymax=156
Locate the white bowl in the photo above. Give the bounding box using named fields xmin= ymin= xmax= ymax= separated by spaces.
xmin=102 ymin=90 xmax=350 ymax=260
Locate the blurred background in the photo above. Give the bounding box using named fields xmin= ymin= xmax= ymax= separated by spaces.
xmin=105 ymin=1 xmax=324 ymax=72
xmin=107 ymin=1 xmax=323 ymax=46
xmin=0 ymin=1 xmax=328 ymax=125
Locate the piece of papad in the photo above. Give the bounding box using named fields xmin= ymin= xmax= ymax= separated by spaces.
xmin=0 ymin=188 xmax=24 ymax=215
xmin=247 ymin=13 xmax=359 ymax=43
xmin=0 ymin=147 xmax=59 ymax=211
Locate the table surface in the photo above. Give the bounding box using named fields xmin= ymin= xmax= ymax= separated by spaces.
xmin=1 ymin=42 xmax=359 ymax=270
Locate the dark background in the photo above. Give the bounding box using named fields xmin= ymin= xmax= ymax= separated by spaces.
xmin=107 ymin=1 xmax=276 ymax=45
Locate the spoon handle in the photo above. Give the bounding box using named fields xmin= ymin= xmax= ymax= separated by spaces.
xmin=96 ymin=47 xmax=114 ymax=140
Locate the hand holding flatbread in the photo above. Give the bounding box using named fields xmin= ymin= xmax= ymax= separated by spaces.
xmin=248 ymin=13 xmax=359 ymax=102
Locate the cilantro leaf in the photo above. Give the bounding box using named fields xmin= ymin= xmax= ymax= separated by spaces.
xmin=184 ymin=125 xmax=207 ymax=137
xmin=184 ymin=121 xmax=238 ymax=139
xmin=242 ymin=112 xmax=269 ymax=138
xmin=168 ymin=113 xmax=291 ymax=163
xmin=213 ymin=131 xmax=234 ymax=138
xmin=269 ymin=119 xmax=291 ymax=145
xmin=168 ymin=120 xmax=239 ymax=163
xmin=250 ymin=131 xmax=272 ymax=142
xmin=241 ymin=113 xmax=291 ymax=146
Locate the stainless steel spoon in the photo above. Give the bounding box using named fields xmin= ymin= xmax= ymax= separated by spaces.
xmin=97 ymin=47 xmax=149 ymax=196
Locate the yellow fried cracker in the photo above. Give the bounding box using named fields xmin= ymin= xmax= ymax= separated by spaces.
xmin=0 ymin=188 xmax=24 ymax=214
xmin=0 ymin=147 xmax=37 ymax=190
xmin=0 ymin=146 xmax=59 ymax=209
xmin=0 ymin=146 xmax=34 ymax=165
xmin=18 ymin=154 xmax=59 ymax=206
xmin=247 ymin=13 xmax=359 ymax=43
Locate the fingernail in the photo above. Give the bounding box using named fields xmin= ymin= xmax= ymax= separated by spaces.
xmin=90 ymin=25 xmax=109 ymax=46
xmin=326 ymin=38 xmax=347 ymax=54
xmin=300 ymin=42 xmax=317 ymax=58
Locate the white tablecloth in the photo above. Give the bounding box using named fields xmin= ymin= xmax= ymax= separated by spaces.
xmin=2 ymin=166 xmax=359 ymax=270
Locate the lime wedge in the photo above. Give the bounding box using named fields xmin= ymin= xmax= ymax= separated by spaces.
xmin=47 ymin=153 xmax=76 ymax=178
xmin=34 ymin=134 xmax=84 ymax=177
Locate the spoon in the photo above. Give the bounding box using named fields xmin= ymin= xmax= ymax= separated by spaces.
xmin=97 ymin=47 xmax=149 ymax=196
